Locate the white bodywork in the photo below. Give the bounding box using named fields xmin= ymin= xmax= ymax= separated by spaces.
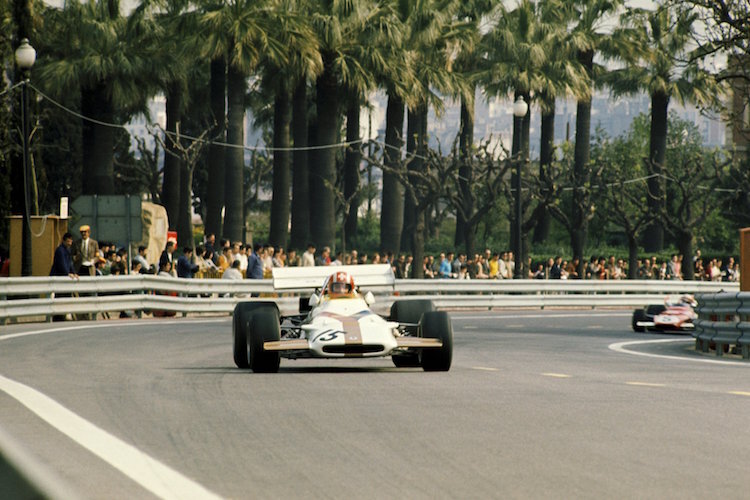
xmin=301 ymin=295 xmax=401 ymax=357
xmin=263 ymin=265 xmax=441 ymax=358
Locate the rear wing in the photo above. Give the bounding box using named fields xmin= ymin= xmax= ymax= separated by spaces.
xmin=271 ymin=264 xmax=395 ymax=291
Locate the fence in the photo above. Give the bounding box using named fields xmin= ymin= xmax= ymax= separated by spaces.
xmin=0 ymin=275 xmax=736 ymax=324
xmin=694 ymin=292 xmax=750 ymax=359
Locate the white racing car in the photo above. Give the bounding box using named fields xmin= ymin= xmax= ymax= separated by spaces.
xmin=232 ymin=264 xmax=452 ymax=372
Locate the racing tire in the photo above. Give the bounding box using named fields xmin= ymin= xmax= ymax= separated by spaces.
xmin=419 ymin=311 xmax=453 ymax=372
xmin=233 ymin=302 xmax=278 ymax=369
xmin=632 ymin=309 xmax=647 ymax=332
xmin=249 ymin=309 xmax=281 ymax=373
xmin=390 ymin=299 xmax=436 ymax=327
xmin=390 ymin=300 xmax=435 ymax=368
xmin=645 ymin=304 xmax=666 ymax=316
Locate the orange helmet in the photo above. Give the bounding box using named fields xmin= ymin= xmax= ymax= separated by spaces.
xmin=325 ymin=271 xmax=356 ymax=297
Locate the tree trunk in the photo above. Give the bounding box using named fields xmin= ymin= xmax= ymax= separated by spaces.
xmin=401 ymin=106 xmax=419 ymax=254
xmin=457 ymin=92 xmax=475 ymax=255
xmin=380 ymin=91 xmax=405 ymax=255
xmin=177 ymin=160 xmax=193 ymax=250
xmin=81 ymin=84 xmax=115 ymax=195
xmin=533 ymin=100 xmax=554 ymax=244
xmin=627 ymin=234 xmax=639 ymax=280
xmin=410 ymin=207 xmax=426 ymax=278
xmin=310 ymin=66 xmax=338 ymax=250
xmin=223 ymin=64 xmax=246 ymax=243
xmin=572 ymin=50 xmax=594 ymax=269
xmin=269 ymin=80 xmax=292 ymax=249
xmin=162 ymin=83 xmax=182 ymax=230
xmin=205 ymin=57 xmax=226 ymax=240
xmin=676 ymin=230 xmax=694 ymax=280
xmin=344 ymin=94 xmax=361 ymax=250
xmin=290 ymin=80 xmax=310 ymax=251
xmin=644 ymin=91 xmax=669 ymax=252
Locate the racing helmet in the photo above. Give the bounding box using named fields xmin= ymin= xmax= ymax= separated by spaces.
xmin=326 ymin=271 xmax=355 ymax=297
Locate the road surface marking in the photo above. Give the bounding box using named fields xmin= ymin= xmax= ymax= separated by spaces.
xmin=453 ymin=312 xmax=631 ymax=320
xmin=472 ymin=367 xmax=499 ymax=372
xmin=609 ymin=339 xmax=750 ymax=366
xmin=727 ymin=391 xmax=750 ymax=397
xmin=626 ymin=382 xmax=666 ymax=387
xmin=542 ymin=373 xmax=571 ymax=378
xmin=0 ymin=319 xmax=224 ymax=500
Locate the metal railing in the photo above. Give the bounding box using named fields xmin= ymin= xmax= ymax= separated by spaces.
xmin=0 ymin=276 xmax=736 ymax=324
xmin=694 ymin=292 xmax=750 ymax=359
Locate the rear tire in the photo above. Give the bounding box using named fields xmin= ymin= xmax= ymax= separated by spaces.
xmin=249 ymin=310 xmax=281 ymax=373
xmin=390 ymin=300 xmax=435 ymax=368
xmin=646 ymin=304 xmax=666 ymax=316
xmin=420 ymin=311 xmax=453 ymax=372
xmin=632 ymin=309 xmax=646 ymax=332
xmin=233 ymin=302 xmax=278 ymax=369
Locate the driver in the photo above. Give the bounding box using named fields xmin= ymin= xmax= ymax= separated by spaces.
xmin=325 ymin=272 xmax=356 ymax=298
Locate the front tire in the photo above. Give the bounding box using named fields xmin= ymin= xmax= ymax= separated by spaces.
xmin=632 ymin=309 xmax=646 ymax=332
xmin=249 ymin=310 xmax=281 ymax=373
xmin=233 ymin=302 xmax=278 ymax=369
xmin=390 ymin=300 xmax=435 ymax=368
xmin=420 ymin=311 xmax=453 ymax=372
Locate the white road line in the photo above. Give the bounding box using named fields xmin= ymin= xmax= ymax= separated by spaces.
xmin=453 ymin=312 xmax=631 ymax=320
xmin=0 ymin=318 xmax=225 ymax=342
xmin=609 ymin=339 xmax=750 ymax=367
xmin=0 ymin=320 xmax=225 ymax=499
xmin=472 ymin=366 xmax=500 ymax=372
xmin=626 ymin=382 xmax=666 ymax=387
xmin=728 ymin=391 xmax=750 ymax=397
xmin=542 ymin=373 xmax=571 ymax=378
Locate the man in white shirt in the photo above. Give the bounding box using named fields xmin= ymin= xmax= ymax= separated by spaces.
xmin=222 ymin=259 xmax=243 ymax=280
xmin=302 ymin=243 xmax=316 ymax=267
xmin=232 ymin=242 xmax=248 ymax=273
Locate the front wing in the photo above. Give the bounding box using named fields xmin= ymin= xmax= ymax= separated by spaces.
xmin=263 ymin=336 xmax=442 ymax=357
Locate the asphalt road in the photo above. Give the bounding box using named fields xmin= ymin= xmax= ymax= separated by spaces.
xmin=1 ymin=310 xmax=749 ymax=499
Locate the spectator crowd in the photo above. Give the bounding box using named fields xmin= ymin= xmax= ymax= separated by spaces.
xmin=40 ymin=227 xmax=740 ymax=284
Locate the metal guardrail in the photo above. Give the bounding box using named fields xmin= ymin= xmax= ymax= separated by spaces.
xmin=0 ymin=276 xmax=736 ymax=324
xmin=694 ymin=292 xmax=750 ymax=359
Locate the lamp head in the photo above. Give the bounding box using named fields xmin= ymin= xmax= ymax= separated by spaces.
xmin=15 ymin=38 xmax=36 ymax=70
xmin=513 ymin=96 xmax=528 ymax=118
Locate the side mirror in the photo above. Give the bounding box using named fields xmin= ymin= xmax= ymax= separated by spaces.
xmin=308 ymin=293 xmax=319 ymax=308
xmin=364 ymin=291 xmax=375 ymax=306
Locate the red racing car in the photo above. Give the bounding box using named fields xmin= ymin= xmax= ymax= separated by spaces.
xmin=632 ymin=295 xmax=697 ymax=333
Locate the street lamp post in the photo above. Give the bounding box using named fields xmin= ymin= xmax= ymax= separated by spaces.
xmin=512 ymin=96 xmax=528 ymax=279
xmin=15 ymin=38 xmax=36 ymax=277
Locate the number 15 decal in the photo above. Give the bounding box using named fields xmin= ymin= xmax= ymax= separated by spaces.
xmin=316 ymin=331 xmax=339 ymax=342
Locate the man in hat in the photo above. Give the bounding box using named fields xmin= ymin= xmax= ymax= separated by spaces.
xmin=73 ymin=225 xmax=100 ymax=276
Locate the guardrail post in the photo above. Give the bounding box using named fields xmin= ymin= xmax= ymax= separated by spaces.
xmin=710 ymin=292 xmax=741 ymax=357
xmin=736 ymin=292 xmax=750 ymax=360
xmin=694 ymin=293 xmax=714 ymax=353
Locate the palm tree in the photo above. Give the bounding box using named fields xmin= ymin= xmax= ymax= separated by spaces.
xmin=531 ymin=0 xmax=589 ymax=245
xmin=262 ymin=0 xmax=321 ymax=250
xmin=307 ymin=0 xmax=401 ymax=251
xmin=400 ymin=0 xmax=474 ymax=262
xmin=607 ymin=4 xmax=720 ymax=253
xmin=453 ymin=0 xmax=498 ymax=255
xmin=482 ymin=0 xmax=567 ymax=276
xmin=36 ymin=0 xmax=164 ymax=195
xmin=202 ymin=0 xmax=288 ymax=242
xmin=558 ymin=0 xmax=622 ymax=274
